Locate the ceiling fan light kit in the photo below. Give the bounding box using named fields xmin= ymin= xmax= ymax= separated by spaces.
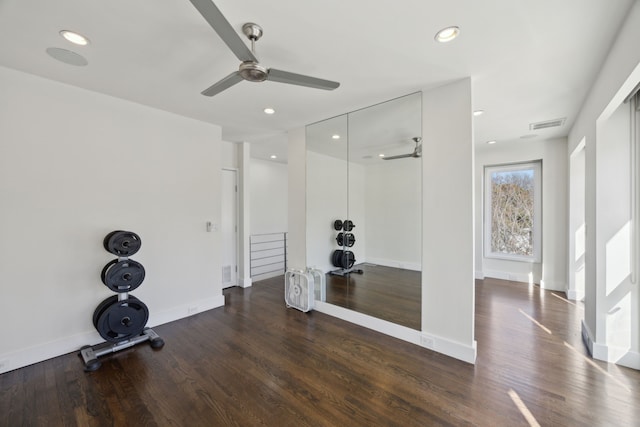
xmin=188 ymin=0 xmax=340 ymax=97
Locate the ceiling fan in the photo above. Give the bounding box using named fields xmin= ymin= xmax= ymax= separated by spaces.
xmin=188 ymin=0 xmax=340 ymax=97
xmin=382 ymin=137 xmax=422 ymax=160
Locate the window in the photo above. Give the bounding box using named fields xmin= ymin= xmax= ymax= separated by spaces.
xmin=484 ymin=161 xmax=542 ymax=262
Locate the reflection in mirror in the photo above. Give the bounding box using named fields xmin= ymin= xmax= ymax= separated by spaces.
xmin=306 ymin=113 xmax=348 ymax=293
xmin=306 ymin=92 xmax=422 ymax=330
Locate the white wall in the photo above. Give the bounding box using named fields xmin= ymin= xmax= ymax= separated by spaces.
xmin=306 ymin=151 xmax=348 ymax=272
xmin=422 ymin=79 xmax=476 ymax=363
xmin=568 ymin=1 xmax=640 ymax=369
xmin=348 ymin=161 xmax=366 ymax=266
xmin=237 ymin=143 xmax=252 ymax=287
xmin=596 ymin=102 xmax=635 ymax=364
xmin=0 ymin=66 xmax=224 ymax=373
xmin=364 ymin=159 xmax=421 ymax=270
xmin=568 ymin=141 xmax=586 ymax=301
xmin=287 ymin=128 xmax=307 ymax=269
xmin=474 ymin=138 xmax=568 ymax=291
xmin=221 ymin=141 xmax=238 ymax=169
xmin=250 ymin=158 xmax=288 ymax=234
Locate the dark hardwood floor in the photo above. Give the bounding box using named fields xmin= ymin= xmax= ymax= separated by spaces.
xmin=325 ymin=263 xmax=421 ymax=330
xmin=1 ymin=277 xmax=639 ymax=426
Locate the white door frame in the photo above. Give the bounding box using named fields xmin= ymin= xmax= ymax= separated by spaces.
xmin=222 ymin=168 xmax=239 ymax=288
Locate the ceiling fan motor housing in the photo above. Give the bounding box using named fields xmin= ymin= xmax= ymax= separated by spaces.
xmin=239 ymin=61 xmax=268 ymax=82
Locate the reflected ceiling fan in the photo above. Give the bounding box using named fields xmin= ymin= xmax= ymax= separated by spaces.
xmin=188 ymin=0 xmax=340 ymax=97
xmin=382 ymin=137 xmax=422 ymax=160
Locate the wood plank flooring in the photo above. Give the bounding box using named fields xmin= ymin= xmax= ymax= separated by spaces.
xmin=1 ymin=277 xmax=639 ymax=426
xmin=325 ymin=264 xmax=421 ymax=330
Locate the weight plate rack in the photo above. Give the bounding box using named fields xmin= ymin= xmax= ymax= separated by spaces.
xmin=329 ymin=219 xmax=363 ymax=276
xmin=79 ymin=230 xmax=164 ymax=371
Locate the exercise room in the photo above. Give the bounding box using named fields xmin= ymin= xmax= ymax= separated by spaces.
xmin=1 ymin=0 xmax=640 ymax=425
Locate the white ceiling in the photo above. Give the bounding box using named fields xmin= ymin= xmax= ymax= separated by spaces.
xmin=0 ymin=0 xmax=634 ymax=162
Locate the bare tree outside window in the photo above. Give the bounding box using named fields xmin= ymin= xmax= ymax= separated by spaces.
xmin=490 ymin=170 xmax=534 ymax=256
xmin=484 ymin=162 xmax=541 ymax=262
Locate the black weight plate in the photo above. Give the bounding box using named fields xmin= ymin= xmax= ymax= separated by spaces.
xmin=104 ymin=230 xmax=142 ymax=257
xmin=95 ymin=296 xmax=149 ymax=343
xmin=100 ymin=259 xmax=117 ymax=286
xmin=343 ymin=220 xmax=355 ymax=231
xmin=344 ymin=233 xmax=355 ymax=247
xmin=336 ymin=233 xmax=344 ymax=246
xmin=333 ymin=220 xmax=343 ymax=231
xmin=341 ymin=250 xmax=355 ymax=269
xmin=101 ymin=259 xmax=146 ymax=292
xmin=102 ymin=231 xmax=120 ymax=252
xmin=332 ymin=249 xmax=343 ymax=267
xmin=93 ymin=295 xmax=119 ymax=330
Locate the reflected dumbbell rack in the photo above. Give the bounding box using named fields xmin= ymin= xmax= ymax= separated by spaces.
xmin=329 ymin=219 xmax=363 ymax=277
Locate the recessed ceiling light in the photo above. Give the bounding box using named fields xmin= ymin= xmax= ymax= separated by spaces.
xmin=263 ymin=107 xmax=275 ymax=115
xmin=486 ymin=140 xmax=497 ymax=145
xmin=435 ymin=26 xmax=460 ymax=43
xmin=378 ymin=154 xmax=385 ymax=158
xmin=332 ymin=134 xmax=340 ymax=140
xmin=270 ymin=155 xmax=277 ymax=159
xmin=59 ymin=30 xmax=90 ymax=46
xmin=473 ymin=110 xmax=484 ymax=116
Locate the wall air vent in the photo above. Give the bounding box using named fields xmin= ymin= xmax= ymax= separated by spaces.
xmin=222 ymin=265 xmax=231 ymax=284
xmin=529 ymin=117 xmax=566 ymax=130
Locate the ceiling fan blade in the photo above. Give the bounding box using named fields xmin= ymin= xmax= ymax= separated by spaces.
xmin=188 ymin=0 xmax=257 ymax=63
xmin=201 ymin=71 xmax=244 ymax=97
xmin=381 ymin=153 xmax=415 ymax=160
xmin=267 ymin=68 xmax=340 ymax=90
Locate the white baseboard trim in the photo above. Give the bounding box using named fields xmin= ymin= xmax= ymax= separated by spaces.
xmin=239 ymin=277 xmax=253 ymax=288
xmin=566 ymin=288 xmax=584 ymax=301
xmin=581 ymin=321 xmax=640 ymax=369
xmin=482 ymin=270 xmax=566 ymax=291
xmin=475 ymin=270 xmax=485 ymax=280
xmin=539 ymin=280 xmax=567 ymax=292
xmin=0 ymin=294 xmax=225 ymax=375
xmin=615 ymin=350 xmax=640 ymax=370
xmin=364 ymin=257 xmax=421 ymax=272
xmin=581 ymin=320 xmax=595 ymax=356
xmin=314 ymin=301 xmax=476 ymax=364
xmin=581 ymin=320 xmax=609 ymax=360
xmin=147 ymin=295 xmax=225 ymax=327
xmin=419 ymin=331 xmax=477 ymax=364
xmin=483 ymin=269 xmax=534 ymax=284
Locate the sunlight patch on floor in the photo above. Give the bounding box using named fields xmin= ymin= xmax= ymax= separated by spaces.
xmin=563 ymin=341 xmax=630 ymax=392
xmin=518 ymin=309 xmax=552 ymax=334
xmin=550 ymin=292 xmax=578 ymax=307
xmin=508 ymin=389 xmax=541 ymax=427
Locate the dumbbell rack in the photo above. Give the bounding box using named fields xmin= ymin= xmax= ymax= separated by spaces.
xmin=79 ymin=230 xmax=164 ymax=372
xmin=329 ymin=219 xmax=364 ymax=277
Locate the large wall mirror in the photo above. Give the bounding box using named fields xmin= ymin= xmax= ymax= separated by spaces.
xmin=306 ymin=92 xmax=422 ymax=330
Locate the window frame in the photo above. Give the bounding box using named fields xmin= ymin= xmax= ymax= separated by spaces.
xmin=483 ymin=160 xmax=542 ymax=263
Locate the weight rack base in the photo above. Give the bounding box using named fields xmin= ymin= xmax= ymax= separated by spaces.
xmin=79 ymin=327 xmax=164 ymax=372
xmin=329 ymin=267 xmax=364 ymax=277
